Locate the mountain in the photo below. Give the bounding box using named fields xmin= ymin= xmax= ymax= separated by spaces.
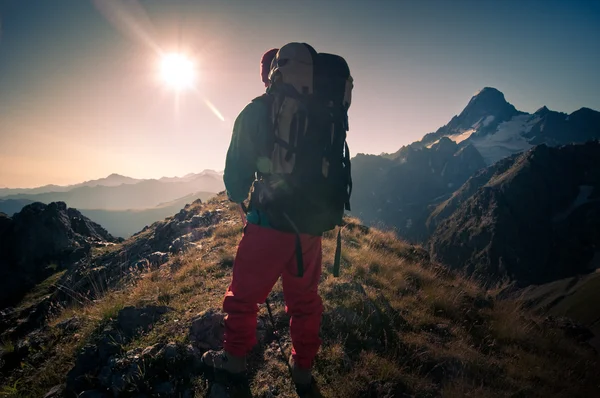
xmin=0 ymin=193 xmax=218 ymax=239
xmin=351 ymin=88 xmax=600 ymax=242
xmin=351 ymin=137 xmax=486 ymax=242
xmin=0 ymin=174 xmax=141 ymax=197
xmin=0 ymin=202 xmax=118 ymax=309
xmin=78 ymin=191 xmax=216 ymax=238
xmin=70 ymin=173 xmax=142 ymax=188
xmin=0 ymin=170 xmax=223 ymax=199
xmin=0 ymin=198 xmax=35 ymax=216
xmin=1 ymin=172 xmax=225 ymax=210
xmin=0 ymin=193 xmax=598 ymax=397
xmin=415 ymin=87 xmax=600 ymax=165
xmin=429 ymin=141 xmax=600 ymax=286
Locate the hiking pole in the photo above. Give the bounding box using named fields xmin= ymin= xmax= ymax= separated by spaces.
xmin=236 ymin=205 xmax=292 ymax=375
xmin=265 ymin=296 xmax=293 ymax=375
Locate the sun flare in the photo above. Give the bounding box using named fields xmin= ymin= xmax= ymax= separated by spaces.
xmin=160 ymin=53 xmax=196 ymax=91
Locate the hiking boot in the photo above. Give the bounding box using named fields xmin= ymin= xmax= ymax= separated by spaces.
xmin=201 ymin=350 xmax=247 ymax=375
xmin=289 ymin=355 xmax=313 ymax=393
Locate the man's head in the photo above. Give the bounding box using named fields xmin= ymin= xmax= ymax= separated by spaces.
xmin=260 ymin=48 xmax=279 ymax=87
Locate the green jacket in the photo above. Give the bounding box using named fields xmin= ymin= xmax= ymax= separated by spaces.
xmin=223 ymin=94 xmax=272 ymax=227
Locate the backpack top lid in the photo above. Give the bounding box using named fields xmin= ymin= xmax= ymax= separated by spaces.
xmin=314 ymin=53 xmax=353 ymax=111
xmin=269 ymin=42 xmax=317 ymax=95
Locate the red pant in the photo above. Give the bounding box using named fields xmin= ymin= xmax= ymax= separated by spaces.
xmin=222 ymin=223 xmax=323 ymax=369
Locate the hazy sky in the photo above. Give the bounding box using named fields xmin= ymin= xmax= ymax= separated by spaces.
xmin=1 ymin=0 xmax=599 ymax=188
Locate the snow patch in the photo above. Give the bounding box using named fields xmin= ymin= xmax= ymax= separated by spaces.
xmin=482 ymin=115 xmax=495 ymax=127
xmin=449 ymin=129 xmax=476 ymax=144
xmin=426 ymin=139 xmax=440 ymax=149
xmin=470 ymin=115 xmax=540 ymax=164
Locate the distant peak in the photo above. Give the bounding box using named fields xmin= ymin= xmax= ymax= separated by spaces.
xmin=573 ymin=107 xmax=598 ymax=114
xmin=471 ymin=87 xmax=506 ymax=102
xmin=475 ymin=87 xmax=502 ymax=95
xmin=535 ymin=106 xmax=550 ymax=115
xmin=458 ymin=87 xmax=514 ymax=119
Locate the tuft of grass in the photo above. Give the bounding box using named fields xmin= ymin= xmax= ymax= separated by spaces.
xmin=213 ymin=223 xmax=242 ymax=240
xmin=17 ymin=270 xmax=66 ymax=311
xmin=0 ymin=379 xmax=21 ymax=398
xmin=0 ymin=339 xmax=15 ymax=354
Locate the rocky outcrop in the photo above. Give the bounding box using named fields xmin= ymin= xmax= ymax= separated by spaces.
xmin=63 ymin=305 xmax=204 ymax=396
xmin=54 ymin=200 xmax=234 ymax=305
xmin=0 ymin=202 xmax=118 ymax=309
xmin=429 ymin=141 xmax=600 ymax=285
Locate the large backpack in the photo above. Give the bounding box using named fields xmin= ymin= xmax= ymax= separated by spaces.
xmin=250 ymin=42 xmax=353 ymax=238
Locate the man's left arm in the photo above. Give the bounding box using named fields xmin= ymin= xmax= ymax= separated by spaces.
xmin=223 ymin=101 xmax=262 ymax=204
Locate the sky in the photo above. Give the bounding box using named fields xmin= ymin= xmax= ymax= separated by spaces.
xmin=0 ymin=0 xmax=599 ymax=188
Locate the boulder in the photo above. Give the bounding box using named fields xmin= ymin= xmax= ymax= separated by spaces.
xmin=189 ymin=309 xmax=225 ymax=351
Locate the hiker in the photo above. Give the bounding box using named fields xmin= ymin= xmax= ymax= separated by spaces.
xmin=202 ymin=43 xmax=353 ymax=395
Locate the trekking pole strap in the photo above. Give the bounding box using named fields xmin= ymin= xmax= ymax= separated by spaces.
xmin=282 ymin=212 xmax=305 ymax=278
xmin=295 ymin=235 xmax=304 ymax=277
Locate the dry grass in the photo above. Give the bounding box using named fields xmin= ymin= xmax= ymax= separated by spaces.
xmin=2 ymin=198 xmax=599 ymax=397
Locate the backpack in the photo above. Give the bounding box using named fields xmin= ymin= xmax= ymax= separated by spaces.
xmin=249 ymin=42 xmax=353 ymax=276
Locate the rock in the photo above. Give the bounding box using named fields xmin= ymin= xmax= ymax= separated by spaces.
xmin=190 ymin=214 xmax=209 ymax=228
xmin=148 ymin=251 xmax=169 ymax=266
xmin=56 ymin=317 xmax=81 ymax=333
xmin=0 ymin=201 xmax=117 ymax=309
xmin=158 ymin=342 xmax=179 ymax=361
xmin=189 ymin=309 xmax=225 ymax=351
xmin=67 ymin=307 xmax=169 ymax=394
xmin=190 ymin=228 xmax=207 ymax=242
xmin=116 ymin=305 xmax=170 ymax=338
xmin=43 ymin=384 xmax=65 ymax=398
xmin=94 ymin=342 xmax=198 ymax=397
xmin=142 ymin=343 xmax=162 ymax=357
xmin=134 ymin=258 xmax=150 ymax=270
xmin=169 ymin=237 xmax=187 ymax=253
xmin=66 ymin=345 xmax=101 ymax=392
xmin=174 ymin=209 xmax=188 ymax=222
xmin=97 ymin=326 xmax=126 ymax=361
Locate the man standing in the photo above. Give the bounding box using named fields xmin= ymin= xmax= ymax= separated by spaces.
xmin=202 ymin=43 xmax=352 ymax=396
xmin=201 ymin=48 xmax=322 ymax=392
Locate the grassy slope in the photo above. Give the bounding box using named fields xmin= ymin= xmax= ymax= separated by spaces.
xmin=516 ymin=271 xmax=600 ymax=351
xmin=1 ymin=197 xmax=599 ymax=397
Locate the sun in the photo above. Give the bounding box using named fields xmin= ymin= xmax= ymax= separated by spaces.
xmin=160 ymin=53 xmax=196 ymax=91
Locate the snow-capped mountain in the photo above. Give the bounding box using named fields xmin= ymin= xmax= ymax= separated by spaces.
xmin=417 ymin=87 xmax=600 ymax=164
